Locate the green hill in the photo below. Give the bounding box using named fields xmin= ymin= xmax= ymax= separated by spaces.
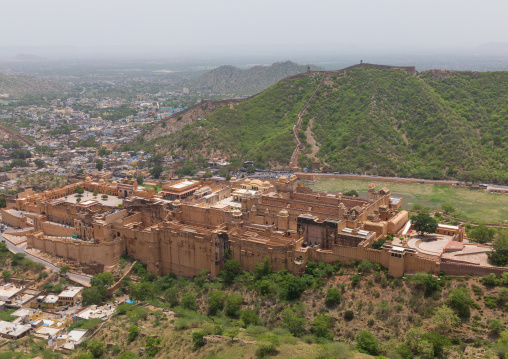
xmin=138 ymin=65 xmax=508 ymax=183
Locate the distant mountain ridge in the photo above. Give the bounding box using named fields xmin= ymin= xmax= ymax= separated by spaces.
xmin=189 ymin=61 xmax=324 ymax=95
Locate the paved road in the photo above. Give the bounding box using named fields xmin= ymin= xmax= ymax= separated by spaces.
xmin=1 ymin=230 xmax=91 ymax=286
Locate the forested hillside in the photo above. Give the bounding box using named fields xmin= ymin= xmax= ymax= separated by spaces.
xmin=140 ymin=66 xmax=508 ymax=183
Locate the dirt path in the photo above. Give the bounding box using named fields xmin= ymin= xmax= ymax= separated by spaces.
xmin=304 ymin=117 xmax=320 ymax=161
xmin=289 ymin=73 xmax=326 ymax=169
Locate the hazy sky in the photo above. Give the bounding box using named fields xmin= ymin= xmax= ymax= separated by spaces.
xmin=1 ymin=0 xmax=507 ymax=54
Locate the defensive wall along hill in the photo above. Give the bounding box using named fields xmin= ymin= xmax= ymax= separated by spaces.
xmin=2 ymin=174 xmax=507 ymax=279
xmin=0 ymin=123 xmax=33 ymax=146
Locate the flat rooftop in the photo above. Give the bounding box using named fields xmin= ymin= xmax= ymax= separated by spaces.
xmin=341 ymin=228 xmax=371 ymax=237
xmin=58 ymin=287 xmax=83 ymax=298
xmin=67 ymin=329 xmax=88 ymax=342
xmin=36 ymin=326 xmax=61 ymax=336
xmin=169 ymin=180 xmax=198 ymax=189
xmin=438 ymin=224 xmax=459 ymax=230
xmin=0 ymin=285 xmax=23 ymax=300
xmin=0 ymin=320 xmax=31 ymax=337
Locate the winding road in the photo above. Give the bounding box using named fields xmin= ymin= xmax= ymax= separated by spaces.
xmin=2 ymin=230 xmax=91 ymax=286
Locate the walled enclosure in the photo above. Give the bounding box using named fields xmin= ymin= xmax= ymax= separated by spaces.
xmin=13 ymin=175 xmax=505 ymax=278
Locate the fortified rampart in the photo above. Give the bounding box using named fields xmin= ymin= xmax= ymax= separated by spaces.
xmin=439 ymin=258 xmax=508 ymax=276
xmin=27 ymin=233 xmax=122 ymax=271
xmin=1 ymin=208 xmax=29 ymax=228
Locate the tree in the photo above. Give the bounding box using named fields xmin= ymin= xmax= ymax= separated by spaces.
xmin=34 ymin=158 xmax=46 ymax=168
xmin=344 ymin=310 xmax=354 ymax=321
xmin=441 ymin=203 xmax=455 ymax=215
xmin=356 ymin=330 xmax=380 ymax=356
xmin=225 ymin=293 xmax=243 ymax=317
xmin=192 ymin=331 xmax=206 ymax=348
xmin=10 ymin=158 xmax=27 ymax=168
xmin=127 ymin=325 xmax=139 ymax=343
xmin=0 ymin=197 xmax=6 ymax=208
xmin=95 ymin=159 xmax=104 ymax=171
xmin=489 ymin=318 xmax=505 ymax=336
xmin=101 ymin=194 xmax=108 ymax=200
xmin=129 ymin=282 xmax=156 ymax=301
xmin=60 ymin=265 xmax=71 ymax=275
xmin=98 ymin=147 xmax=110 ymax=157
xmin=202 ymin=172 xmax=213 ymax=178
xmin=344 ymin=190 xmax=359 ymax=197
xmin=411 ymin=212 xmax=438 ymax=235
xmin=82 ymin=286 xmax=107 ymax=305
xmin=489 ymin=230 xmax=508 ymax=265
xmin=11 ymin=253 xmax=25 ymax=266
xmin=255 ymin=332 xmax=279 ymax=357
xmin=448 ymin=287 xmax=476 ymax=319
xmin=254 ymin=257 xmax=272 ymax=279
xmin=145 ymin=337 xmax=161 ymax=358
xmin=163 ymin=288 xmax=179 ymax=307
xmin=74 ymin=186 xmax=84 ymax=195
xmin=208 ymin=290 xmax=227 ymax=315
xmin=280 ymin=274 xmax=306 ymax=301
xmin=281 ymin=307 xmax=307 ymax=337
xmin=181 ymin=292 xmax=198 ymax=311
xmin=93 ymin=190 xmax=98 ymax=197
xmin=224 ymin=327 xmax=240 ymax=342
xmin=240 ymin=308 xmax=259 ymax=326
xmin=221 ymin=259 xmax=241 ymax=284
xmin=136 ymin=176 xmax=143 ymax=185
xmin=90 ymin=272 xmax=115 ymax=287
xmin=312 ymin=315 xmax=333 ymax=340
xmin=325 ymin=288 xmax=341 ymax=307
xmin=87 ymin=340 xmax=106 ymax=358
xmin=409 ymin=272 xmax=441 ymax=296
xmin=150 ymin=165 xmax=163 ymax=179
xmin=469 ymin=224 xmax=496 ymax=243
xmin=431 ymin=305 xmax=459 ymax=333
xmin=76 ymin=197 xmax=81 ymax=203
xmin=420 ymin=332 xmax=450 ymax=358
xmin=2 ymin=270 xmax=12 ymax=278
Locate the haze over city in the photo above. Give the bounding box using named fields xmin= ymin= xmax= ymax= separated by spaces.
xmin=1 ymin=0 xmax=508 ymax=62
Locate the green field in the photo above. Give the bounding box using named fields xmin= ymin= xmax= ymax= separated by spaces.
xmin=309 ymin=178 xmax=508 ymax=224
xmin=139 ymin=184 xmax=162 ymax=193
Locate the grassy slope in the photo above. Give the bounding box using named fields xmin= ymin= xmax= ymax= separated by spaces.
xmin=309 ymin=178 xmax=508 ymax=224
xmin=142 ymin=67 xmax=508 ymax=182
xmin=67 ymin=272 xmax=502 ymax=359
xmin=146 ymin=74 xmax=321 ymax=167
